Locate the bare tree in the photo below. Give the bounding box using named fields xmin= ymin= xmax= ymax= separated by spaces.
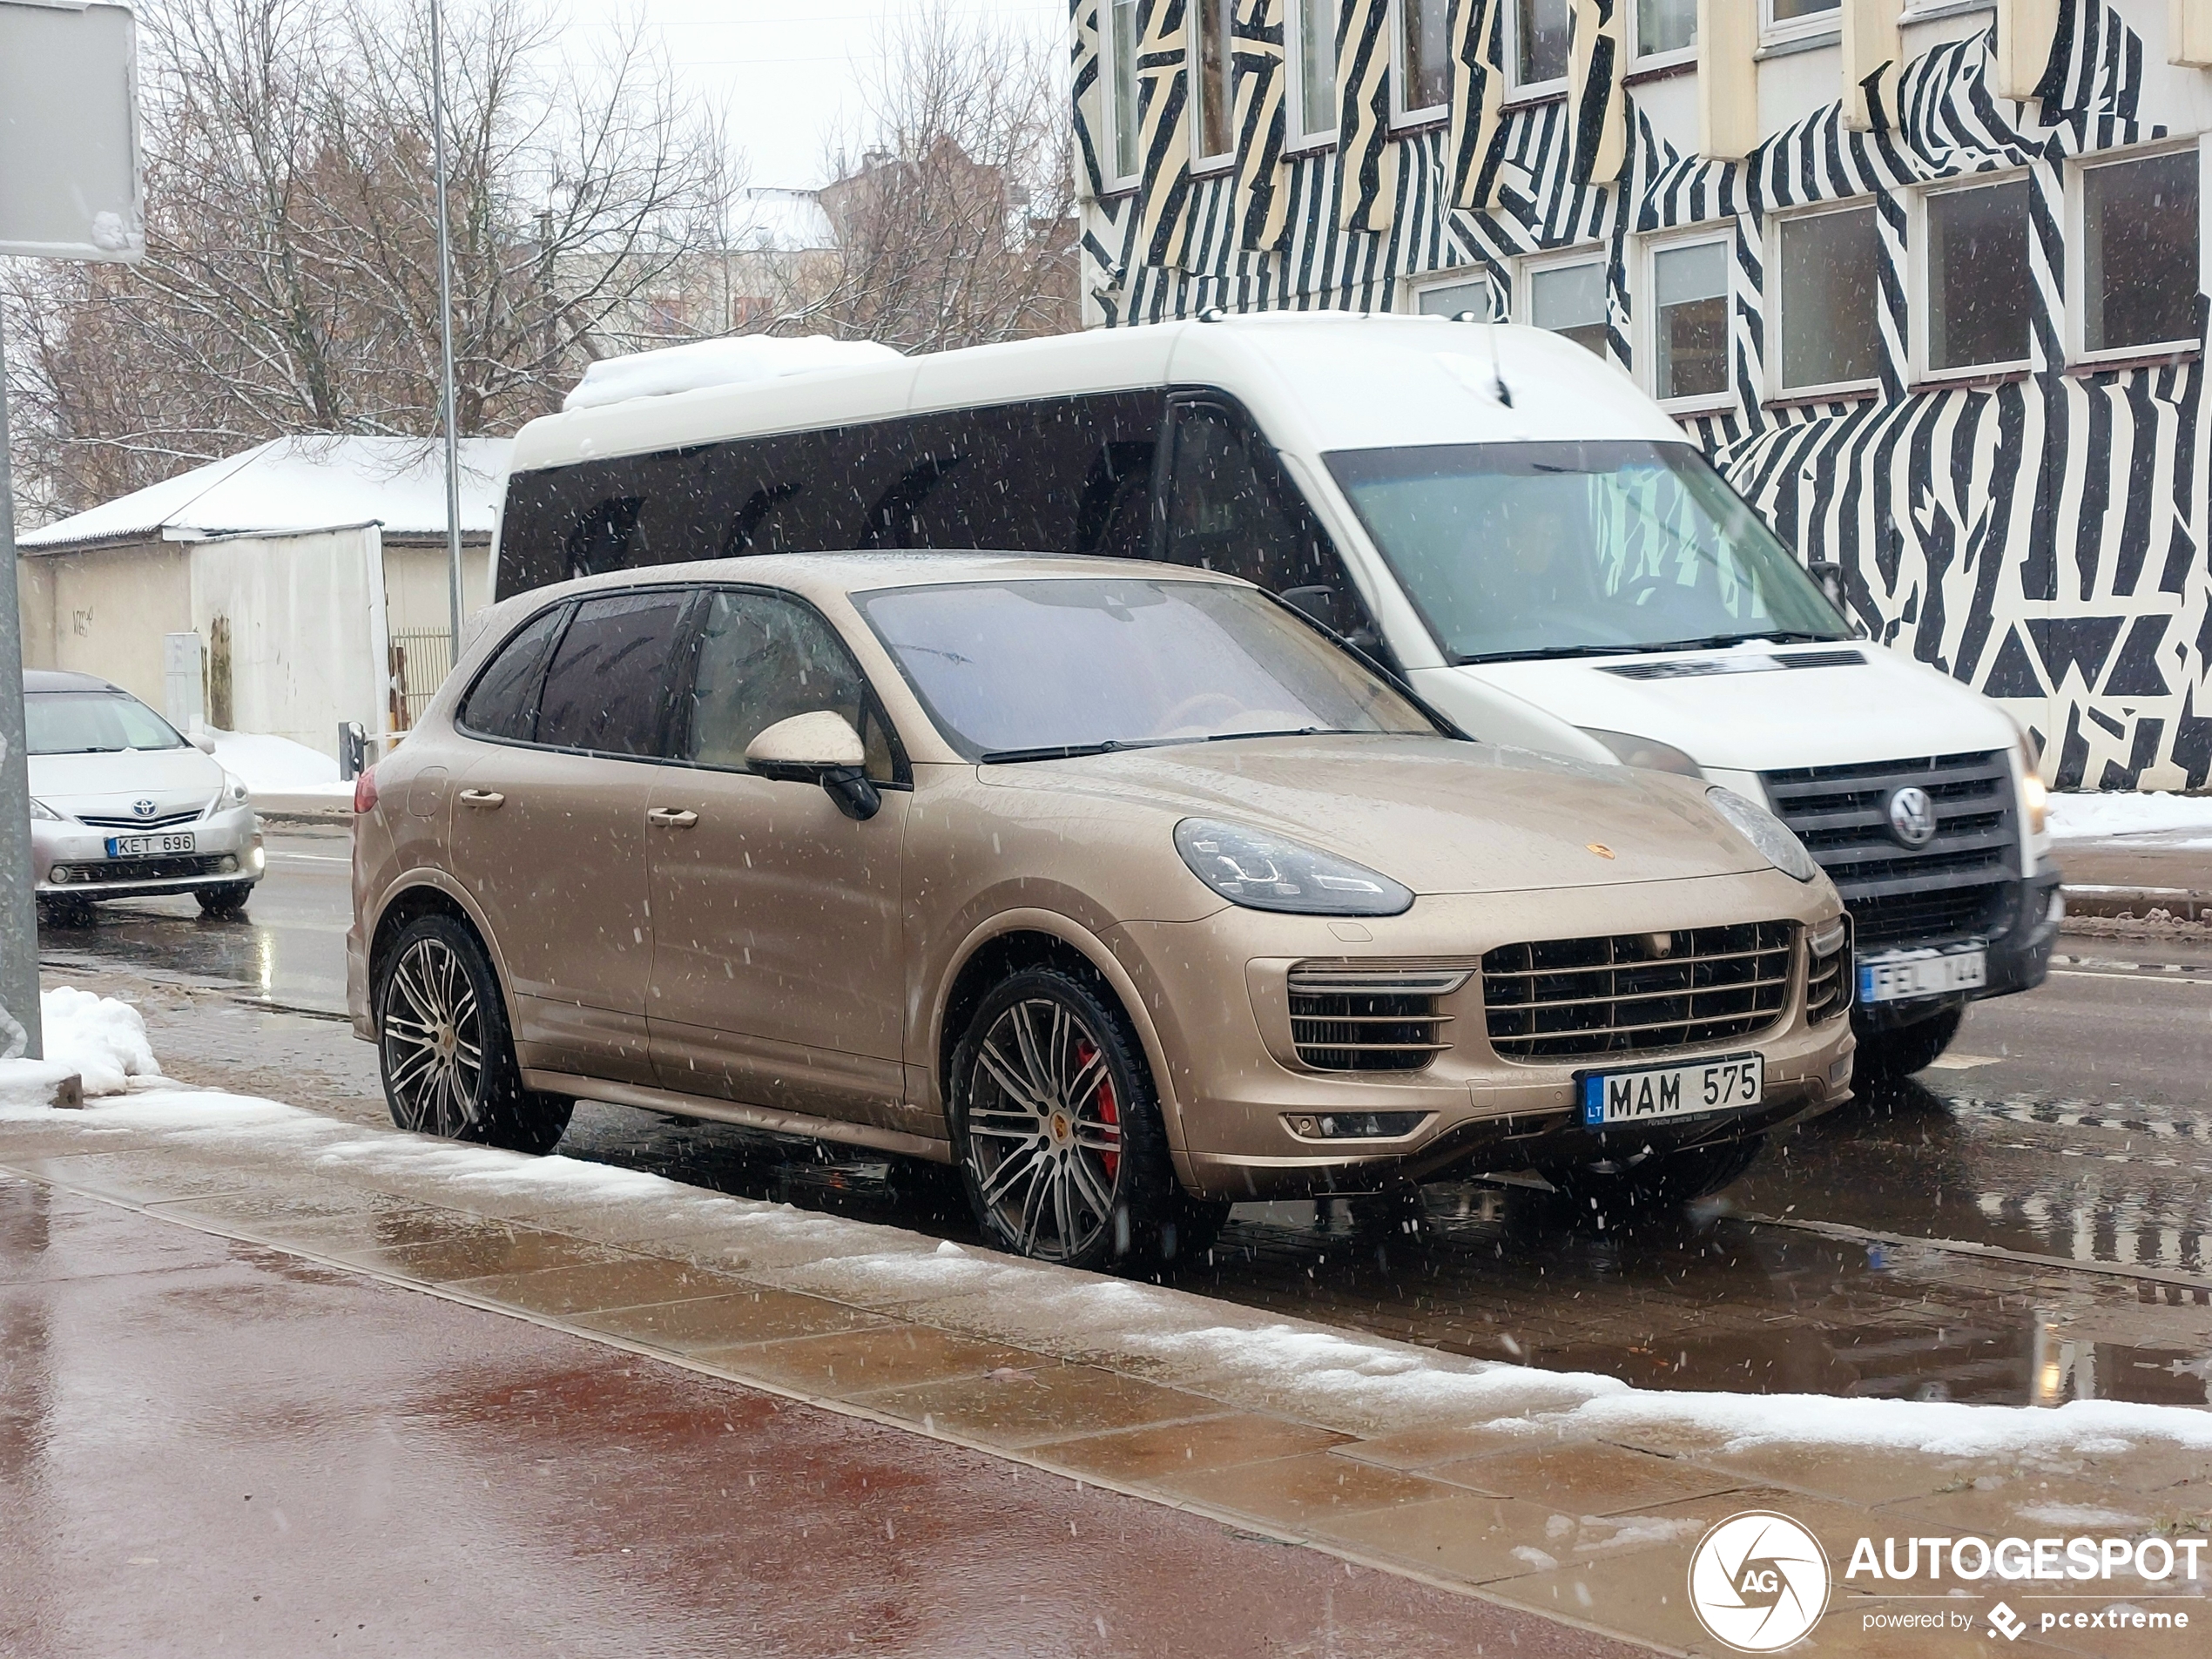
xmin=779 ymin=10 xmax=1076 ymax=353
xmin=4 ymin=0 xmax=735 ymax=520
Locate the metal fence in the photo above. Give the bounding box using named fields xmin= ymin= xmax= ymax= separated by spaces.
xmin=387 ymin=629 xmax=455 ymax=731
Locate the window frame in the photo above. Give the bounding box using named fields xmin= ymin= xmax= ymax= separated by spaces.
xmin=1186 ymin=0 xmax=1238 ymax=173
xmin=1629 ymin=0 xmax=1696 ymax=71
xmin=462 ymin=585 xmax=698 ymax=763
xmin=2065 ymin=138 xmax=2205 ymax=368
xmin=1760 ymin=0 xmax=1841 ymax=49
xmin=1764 ymin=197 xmax=1885 ymax=401
xmin=1909 ymin=167 xmax=2034 ymax=386
xmin=1406 ymin=266 xmax=1499 ymax=319
xmin=1639 ymin=227 xmax=1737 ymax=414
xmin=1503 ymin=0 xmax=1571 ymax=101
xmin=1514 ymin=244 xmax=1610 ymax=350
xmin=1285 ymin=0 xmax=1339 ymax=152
xmin=1096 ymin=0 xmax=1143 ymax=192
xmin=1388 ymin=0 xmax=1450 ymax=127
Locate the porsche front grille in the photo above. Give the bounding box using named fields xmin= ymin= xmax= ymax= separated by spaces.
xmin=1482 ymin=921 xmax=1797 ymax=1062
xmin=1287 ymin=966 xmax=1468 ymax=1072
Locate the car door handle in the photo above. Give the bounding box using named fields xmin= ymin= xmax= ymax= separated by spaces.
xmin=647 ymin=807 xmax=699 ymax=828
xmin=457 ymin=789 xmax=505 ymax=810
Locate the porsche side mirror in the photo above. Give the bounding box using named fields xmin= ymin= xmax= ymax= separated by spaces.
xmin=745 ymin=711 xmax=880 ymax=821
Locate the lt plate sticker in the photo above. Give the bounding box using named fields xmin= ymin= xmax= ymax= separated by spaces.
xmin=1580 ymin=1053 xmax=1764 ymax=1127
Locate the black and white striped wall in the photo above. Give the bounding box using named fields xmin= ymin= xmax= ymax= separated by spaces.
xmin=1074 ymin=0 xmax=2212 ymax=790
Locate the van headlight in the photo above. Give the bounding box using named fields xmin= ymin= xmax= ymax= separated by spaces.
xmin=2015 ymin=735 xmax=2048 ymax=835
xmin=1580 ymin=727 xmax=1704 ymax=778
xmin=1174 ymin=819 xmax=1413 ymax=916
xmin=1707 ymin=787 xmax=1820 ymax=883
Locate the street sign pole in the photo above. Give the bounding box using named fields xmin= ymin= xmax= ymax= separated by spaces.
xmin=0 ymin=325 xmax=38 ymax=1059
xmin=430 ymin=0 xmax=464 ymax=650
xmin=0 ymin=0 xmax=148 ymax=1060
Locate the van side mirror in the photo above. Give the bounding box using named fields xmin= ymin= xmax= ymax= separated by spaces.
xmin=1806 ymin=559 xmax=1847 ymax=614
xmin=1279 ymin=584 xmax=1342 ymax=631
xmin=745 ymin=711 xmax=880 ymax=821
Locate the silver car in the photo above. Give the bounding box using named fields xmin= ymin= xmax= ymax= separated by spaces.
xmin=24 ymin=670 xmax=265 ymax=921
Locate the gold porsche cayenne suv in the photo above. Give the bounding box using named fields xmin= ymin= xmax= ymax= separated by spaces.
xmin=348 ymin=553 xmax=1855 ymax=1269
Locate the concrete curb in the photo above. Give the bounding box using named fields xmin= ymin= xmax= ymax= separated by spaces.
xmin=2061 ymin=883 xmax=2212 ymax=922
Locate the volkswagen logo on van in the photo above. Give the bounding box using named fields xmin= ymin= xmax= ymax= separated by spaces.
xmin=1885 ymin=786 xmax=1938 ymax=849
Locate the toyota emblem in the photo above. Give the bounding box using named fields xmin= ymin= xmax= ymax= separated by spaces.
xmin=132 ymin=798 xmax=158 ymax=819
xmin=1885 ymin=786 xmax=1937 ymax=849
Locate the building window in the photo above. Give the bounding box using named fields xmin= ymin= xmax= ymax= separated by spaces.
xmin=1413 ymin=272 xmax=1495 ymax=317
xmin=1189 ymin=0 xmax=1235 ymax=170
xmin=1635 ymin=0 xmax=1696 ymax=61
xmin=1764 ymin=0 xmax=1839 ymax=43
xmin=1392 ymin=0 xmax=1451 ymax=124
xmin=1523 ymin=255 xmax=1608 ymax=355
xmin=1103 ymin=0 xmax=1141 ymax=187
xmin=1649 ymin=236 xmax=1732 ymax=404
xmin=1510 ymin=0 xmax=1570 ymax=92
xmin=1288 ymin=0 xmax=1339 ymax=146
xmin=1773 ymin=204 xmax=1882 ymax=395
xmin=1921 ymin=176 xmax=2032 ymax=377
xmin=2077 ymin=147 xmax=2201 ymax=360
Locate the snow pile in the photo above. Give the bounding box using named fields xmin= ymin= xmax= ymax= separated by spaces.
xmin=563 ymin=335 xmax=903 ymax=412
xmin=2047 ymin=789 xmax=2212 ymax=842
xmin=204 ymin=727 xmax=354 ymax=809
xmin=0 ymin=987 xmax=163 ymax=1100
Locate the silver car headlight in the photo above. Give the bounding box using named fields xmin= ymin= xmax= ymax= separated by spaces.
xmin=221 ymin=772 xmax=250 ymax=806
xmin=1174 ymin=819 xmax=1413 ymax=916
xmin=29 ymin=797 xmax=63 ymax=821
xmin=1707 ymin=786 xmax=1820 ymax=883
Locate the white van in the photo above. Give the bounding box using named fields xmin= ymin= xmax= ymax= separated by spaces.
xmin=495 ymin=313 xmax=2060 ymax=1079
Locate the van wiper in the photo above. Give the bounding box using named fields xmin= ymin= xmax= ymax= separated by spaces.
xmin=1634 ymin=631 xmax=1851 ymax=652
xmin=978 ymin=738 xmax=1177 ymax=764
xmin=1457 ymin=644 xmax=1654 ymax=664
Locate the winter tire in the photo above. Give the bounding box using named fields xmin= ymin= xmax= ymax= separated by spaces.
xmin=1853 ymin=1006 xmax=1964 ymax=1086
xmin=375 ymin=914 xmax=571 ymax=1155
xmin=196 ymin=882 xmax=254 ymax=918
xmin=1542 ymin=1134 xmax=1765 ymax=1228
xmin=948 ymin=967 xmax=1226 ymax=1271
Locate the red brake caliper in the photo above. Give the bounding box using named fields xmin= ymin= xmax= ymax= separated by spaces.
xmin=1076 ymin=1038 xmax=1119 ymax=1180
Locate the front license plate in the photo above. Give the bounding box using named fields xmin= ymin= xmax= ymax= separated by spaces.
xmin=1858 ymin=947 xmax=1986 ymax=1005
xmin=105 ymin=833 xmax=195 ymax=858
xmin=1580 ymin=1053 xmax=1764 ymax=1127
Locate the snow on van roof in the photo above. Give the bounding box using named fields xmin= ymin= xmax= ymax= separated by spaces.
xmin=563 ymin=334 xmax=905 ymax=412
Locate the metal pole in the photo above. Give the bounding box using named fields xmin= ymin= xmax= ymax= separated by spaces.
xmin=431 ymin=0 xmax=464 ymax=649
xmin=0 ymin=326 xmax=44 ymax=1060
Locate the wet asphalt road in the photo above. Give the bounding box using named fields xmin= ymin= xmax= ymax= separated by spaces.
xmin=37 ymin=823 xmax=2212 ymax=1416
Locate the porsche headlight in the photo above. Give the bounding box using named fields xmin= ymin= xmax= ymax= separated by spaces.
xmin=1707 ymin=786 xmax=1820 ymax=883
xmin=28 ymin=797 xmax=62 ymax=821
xmin=1174 ymin=819 xmax=1413 ymax=916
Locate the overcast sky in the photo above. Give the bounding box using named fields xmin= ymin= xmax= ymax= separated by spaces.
xmin=564 ymin=0 xmax=1067 ymax=192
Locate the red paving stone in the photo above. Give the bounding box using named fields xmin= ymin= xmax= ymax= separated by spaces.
xmin=0 ymin=1177 xmax=1640 ymax=1657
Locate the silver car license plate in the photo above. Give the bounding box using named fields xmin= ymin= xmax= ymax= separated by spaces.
xmin=1579 ymin=1052 xmax=1764 ymax=1127
xmin=1858 ymin=946 xmax=1986 ymax=1005
xmin=106 ymin=832 xmax=195 ymax=858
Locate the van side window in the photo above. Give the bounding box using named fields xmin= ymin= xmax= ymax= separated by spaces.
xmin=677 ymin=590 xmax=899 ymax=784
xmin=533 ymin=590 xmax=691 ymax=756
xmin=1163 ymin=401 xmax=1372 ymax=633
xmin=457 ymin=604 xmax=569 ymax=741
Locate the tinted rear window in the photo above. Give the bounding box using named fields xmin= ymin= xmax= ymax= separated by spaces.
xmin=457 ymin=605 xmax=568 ymax=741
xmin=533 ymin=590 xmax=691 ymax=756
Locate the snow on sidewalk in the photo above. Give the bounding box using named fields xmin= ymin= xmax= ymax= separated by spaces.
xmin=204 ymin=727 xmax=355 ymax=811
xmin=0 ymin=986 xmax=164 ymax=1098
xmin=3 ymin=995 xmax=2209 ymax=1468
xmin=2048 ymin=789 xmax=2212 ymax=843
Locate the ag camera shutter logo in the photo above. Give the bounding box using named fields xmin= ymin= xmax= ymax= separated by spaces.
xmin=1689 ymin=1510 xmax=1831 ymax=1652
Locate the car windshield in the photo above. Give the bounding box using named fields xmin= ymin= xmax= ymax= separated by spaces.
xmin=1324 ymin=440 xmax=1851 ymax=664
xmin=24 ymin=690 xmax=189 ymax=755
xmin=855 ymin=578 xmax=1439 ymax=761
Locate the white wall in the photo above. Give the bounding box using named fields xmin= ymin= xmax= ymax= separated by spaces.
xmin=27 ymin=542 xmax=192 ymax=705
xmin=190 ymin=528 xmax=382 ymax=759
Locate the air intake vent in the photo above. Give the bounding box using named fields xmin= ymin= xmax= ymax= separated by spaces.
xmin=1286 ymin=965 xmax=1466 ymax=1072
xmin=1482 ymin=921 xmax=1796 ymax=1061
xmin=1806 ymin=915 xmax=1854 ymax=1024
xmin=1599 ymin=649 xmax=1865 ymax=681
xmin=1776 ymin=648 xmax=1867 ymax=670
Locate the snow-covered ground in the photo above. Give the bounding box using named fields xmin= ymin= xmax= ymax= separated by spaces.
xmin=2047 ymin=789 xmax=2212 ymax=843
xmin=204 ymin=727 xmax=354 ymax=811
xmin=3 ymin=992 xmax=2209 ymax=1465
xmin=0 ymin=986 xmax=164 ymax=1096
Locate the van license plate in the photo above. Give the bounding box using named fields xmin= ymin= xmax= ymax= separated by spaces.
xmin=106 ymin=833 xmax=194 ymax=858
xmin=1858 ymin=947 xmax=1986 ymax=1005
xmin=1579 ymin=1053 xmax=1764 ymax=1127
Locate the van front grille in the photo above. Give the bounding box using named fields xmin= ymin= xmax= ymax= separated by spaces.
xmin=1287 ymin=966 xmax=1466 ymax=1072
xmin=1482 ymin=921 xmax=1797 ymax=1062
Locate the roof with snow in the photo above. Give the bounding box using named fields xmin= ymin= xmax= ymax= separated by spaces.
xmin=732 ymin=187 xmax=835 ymax=253
xmin=18 ymin=435 xmax=513 ymax=552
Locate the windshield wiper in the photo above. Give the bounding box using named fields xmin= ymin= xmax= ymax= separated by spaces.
xmin=978 ymin=738 xmax=1178 ymax=765
xmin=1204 ymin=726 xmax=1352 ymax=743
xmin=1457 ymin=644 xmax=1655 ymax=664
xmin=1633 ymin=631 xmax=1852 ymax=652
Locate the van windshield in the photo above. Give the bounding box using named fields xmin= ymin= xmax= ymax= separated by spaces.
xmin=856 ymin=577 xmax=1439 ymax=761
xmin=1325 ymin=440 xmax=1850 ymax=664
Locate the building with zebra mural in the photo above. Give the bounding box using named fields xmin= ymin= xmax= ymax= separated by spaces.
xmin=1074 ymin=0 xmax=2212 ymax=789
